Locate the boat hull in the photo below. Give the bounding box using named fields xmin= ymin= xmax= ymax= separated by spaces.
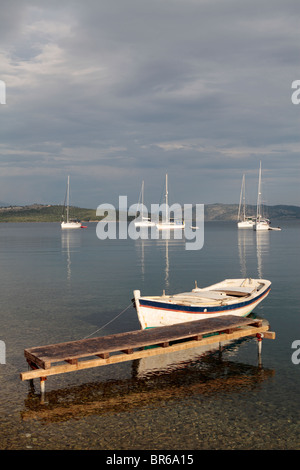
xmin=253 ymin=221 xmax=269 ymax=231
xmin=134 ymin=221 xmax=156 ymax=227
xmin=61 ymin=222 xmax=82 ymax=229
xmin=238 ymin=220 xmax=255 ymax=229
xmin=156 ymin=222 xmax=185 ymax=230
xmin=133 ymin=279 xmax=271 ymax=329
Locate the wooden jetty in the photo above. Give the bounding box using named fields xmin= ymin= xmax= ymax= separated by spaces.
xmin=20 ymin=315 xmax=275 ymax=393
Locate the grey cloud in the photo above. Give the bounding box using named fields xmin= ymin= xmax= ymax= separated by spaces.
xmin=0 ymin=0 xmax=299 ymax=207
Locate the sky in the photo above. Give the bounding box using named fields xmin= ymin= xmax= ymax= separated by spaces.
xmin=0 ymin=0 xmax=299 ymax=209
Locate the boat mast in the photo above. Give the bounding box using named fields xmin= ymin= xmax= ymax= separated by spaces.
xmin=243 ymin=176 xmax=246 ymax=221
xmin=141 ymin=180 xmax=144 ymax=219
xmin=256 ymin=162 xmax=262 ymax=222
xmin=165 ymin=173 xmax=168 ymax=222
xmin=238 ymin=174 xmax=246 ymax=222
xmin=66 ymin=175 xmax=70 ymax=223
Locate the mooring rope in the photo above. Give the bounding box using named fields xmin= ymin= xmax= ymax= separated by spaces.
xmin=82 ymin=302 xmax=133 ymax=339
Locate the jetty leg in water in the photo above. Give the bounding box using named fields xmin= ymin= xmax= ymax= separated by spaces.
xmin=40 ymin=377 xmax=47 ymax=396
xmin=257 ymin=333 xmax=263 ymax=365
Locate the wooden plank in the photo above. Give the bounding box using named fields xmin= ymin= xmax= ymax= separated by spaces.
xmin=20 ymin=323 xmax=274 ymax=381
xmin=23 ymin=315 xmax=263 ymax=370
xmin=25 ymin=351 xmax=46 ymax=371
xmin=97 ymin=353 xmax=109 ymax=359
xmin=192 ymin=334 xmax=203 ymax=341
xmin=262 ymin=331 xmax=275 ymax=340
xmin=65 ymin=359 xmax=78 ymax=365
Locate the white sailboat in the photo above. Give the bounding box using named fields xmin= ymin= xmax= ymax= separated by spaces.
xmin=134 ymin=181 xmax=155 ymax=227
xmin=253 ymin=162 xmax=270 ymax=231
xmin=61 ymin=176 xmax=82 ymax=229
xmin=156 ymin=174 xmax=185 ymax=230
xmin=237 ymin=174 xmax=255 ymax=229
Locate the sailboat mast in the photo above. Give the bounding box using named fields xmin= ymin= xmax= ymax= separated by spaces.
xmin=141 ymin=180 xmax=144 ymax=219
xmin=67 ymin=175 xmax=70 ymax=223
xmin=165 ymin=173 xmax=168 ymax=221
xmin=243 ymin=176 xmax=246 ymax=220
xmin=238 ymin=174 xmax=245 ymax=221
xmin=256 ymin=162 xmax=262 ymax=221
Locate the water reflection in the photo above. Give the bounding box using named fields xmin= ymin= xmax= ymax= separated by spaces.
xmin=256 ymin=231 xmax=270 ymax=279
xmin=238 ymin=228 xmax=270 ymax=279
xmin=238 ymin=229 xmax=255 ymax=278
xmin=135 ymin=230 xmax=185 ymax=289
xmin=61 ymin=230 xmax=82 ymax=281
xmin=155 ymin=237 xmax=184 ymax=290
xmin=21 ymin=352 xmax=274 ymax=424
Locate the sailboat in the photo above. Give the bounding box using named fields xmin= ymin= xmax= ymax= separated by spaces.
xmin=61 ymin=176 xmax=82 ymax=229
xmin=237 ymin=174 xmax=255 ymax=228
xmin=156 ymin=174 xmax=185 ymax=230
xmin=134 ymin=181 xmax=155 ymax=227
xmin=253 ymin=162 xmax=270 ymax=231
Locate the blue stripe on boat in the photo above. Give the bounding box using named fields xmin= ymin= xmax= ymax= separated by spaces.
xmin=139 ymin=287 xmax=271 ymax=314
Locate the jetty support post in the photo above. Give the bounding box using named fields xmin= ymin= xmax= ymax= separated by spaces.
xmin=256 ymin=333 xmax=263 ymax=365
xmin=40 ymin=377 xmax=47 ymax=393
xmin=26 ymin=357 xmax=47 ymax=397
xmin=40 ymin=377 xmax=47 ymax=403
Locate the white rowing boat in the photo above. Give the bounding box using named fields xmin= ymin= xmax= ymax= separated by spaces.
xmin=133 ymin=278 xmax=271 ymax=329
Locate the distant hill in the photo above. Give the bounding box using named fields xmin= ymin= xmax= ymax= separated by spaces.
xmin=203 ymin=204 xmax=300 ymax=221
xmin=0 ymin=204 xmax=99 ymax=223
xmin=0 ymin=203 xmax=299 ymax=223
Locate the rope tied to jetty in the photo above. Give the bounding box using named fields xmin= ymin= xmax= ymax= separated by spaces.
xmin=82 ymin=302 xmax=133 ymax=339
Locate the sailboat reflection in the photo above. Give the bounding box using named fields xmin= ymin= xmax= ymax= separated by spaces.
xmin=155 ymin=234 xmax=185 ymax=290
xmin=61 ymin=229 xmax=82 ymax=281
xmin=135 ymin=230 xmax=185 ymax=290
xmin=255 ymin=230 xmax=270 ymax=279
xmin=238 ymin=226 xmax=270 ymax=280
xmin=238 ymin=228 xmax=255 ymax=278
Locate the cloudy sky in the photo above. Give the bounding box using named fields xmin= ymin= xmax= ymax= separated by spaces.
xmin=1 ymin=0 xmax=299 ymax=208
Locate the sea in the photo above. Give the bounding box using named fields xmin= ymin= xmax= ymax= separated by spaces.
xmin=0 ymin=220 xmax=299 ymax=452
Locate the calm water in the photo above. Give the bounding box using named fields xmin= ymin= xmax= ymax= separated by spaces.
xmin=0 ymin=221 xmax=299 ymax=450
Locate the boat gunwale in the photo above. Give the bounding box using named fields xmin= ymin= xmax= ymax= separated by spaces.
xmin=138 ymin=284 xmax=271 ymax=314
